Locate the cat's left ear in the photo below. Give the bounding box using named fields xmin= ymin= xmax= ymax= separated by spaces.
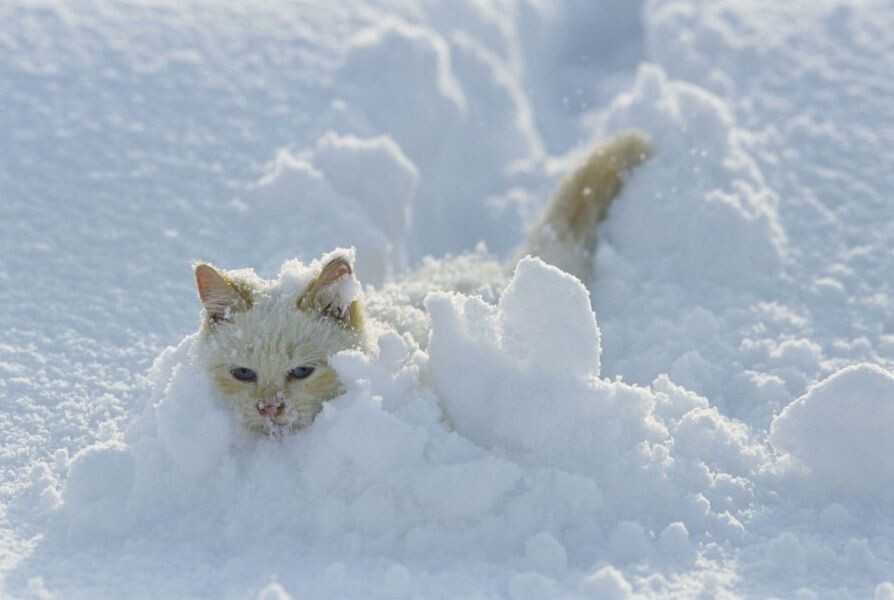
xmin=299 ymin=255 xmax=363 ymax=328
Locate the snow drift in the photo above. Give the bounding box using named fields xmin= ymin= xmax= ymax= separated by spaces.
xmin=56 ymin=258 xmax=763 ymax=583
xmin=771 ymin=363 xmax=894 ymax=501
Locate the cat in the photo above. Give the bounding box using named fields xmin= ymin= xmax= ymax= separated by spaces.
xmin=194 ymin=130 xmax=651 ymax=432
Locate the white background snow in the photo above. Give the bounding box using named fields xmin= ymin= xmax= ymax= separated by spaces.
xmin=2 ymin=0 xmax=894 ymax=598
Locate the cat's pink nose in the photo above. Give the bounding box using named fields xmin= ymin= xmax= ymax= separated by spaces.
xmin=257 ymin=401 xmax=284 ymax=418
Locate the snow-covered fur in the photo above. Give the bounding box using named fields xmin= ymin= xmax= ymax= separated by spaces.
xmin=194 ymin=130 xmax=650 ymax=432
xmin=195 ymin=253 xmax=365 ymax=432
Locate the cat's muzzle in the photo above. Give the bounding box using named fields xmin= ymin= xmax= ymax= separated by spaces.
xmin=257 ymin=400 xmax=285 ymax=418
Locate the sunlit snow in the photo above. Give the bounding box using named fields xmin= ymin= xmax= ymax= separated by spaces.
xmin=2 ymin=1 xmax=894 ymax=598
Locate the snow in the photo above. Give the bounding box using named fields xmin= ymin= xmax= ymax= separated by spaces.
xmin=497 ymin=257 xmax=601 ymax=377
xmin=48 ymin=258 xmax=758 ymax=586
xmin=3 ymin=0 xmax=894 ymax=598
xmin=524 ymin=531 xmax=568 ymax=575
xmin=578 ymin=565 xmax=634 ymax=600
xmin=248 ymin=137 xmax=416 ymax=285
xmin=770 ymin=363 xmax=894 ymax=501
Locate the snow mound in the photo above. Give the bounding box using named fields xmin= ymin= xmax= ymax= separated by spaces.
xmin=498 ymin=256 xmax=601 ymax=378
xmin=770 ymin=363 xmax=894 ymax=500
xmin=575 ymin=64 xmax=805 ymax=421
xmin=313 ymin=134 xmax=416 ymax=246
xmin=330 ymin=17 xmax=542 ymax=257
xmin=55 ymin=257 xmax=765 ymax=576
xmin=579 ymin=564 xmax=633 ymax=600
xmin=61 ymin=440 xmax=134 ymax=538
xmin=335 ymin=18 xmax=468 ymax=160
xmin=243 ymin=131 xmax=417 ymax=285
xmin=425 ymin=258 xmax=764 ymax=540
xmin=594 ymin=63 xmax=786 ymax=295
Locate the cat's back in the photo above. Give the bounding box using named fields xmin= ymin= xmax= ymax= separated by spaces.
xmin=364 ymin=247 xmax=508 ymax=349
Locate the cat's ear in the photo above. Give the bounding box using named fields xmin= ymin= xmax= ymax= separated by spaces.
xmin=194 ymin=263 xmax=250 ymax=322
xmin=299 ymin=255 xmax=363 ymax=328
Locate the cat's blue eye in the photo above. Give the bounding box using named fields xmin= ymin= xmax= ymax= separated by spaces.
xmin=288 ymin=365 xmax=315 ymax=380
xmin=230 ymin=367 xmax=257 ymax=382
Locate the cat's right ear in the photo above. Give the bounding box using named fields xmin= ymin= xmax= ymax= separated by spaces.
xmin=194 ymin=263 xmax=248 ymax=322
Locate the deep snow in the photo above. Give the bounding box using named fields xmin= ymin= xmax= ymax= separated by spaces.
xmin=2 ymin=0 xmax=894 ymax=598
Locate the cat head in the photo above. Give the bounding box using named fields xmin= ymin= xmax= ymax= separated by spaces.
xmin=194 ymin=251 xmax=366 ymax=433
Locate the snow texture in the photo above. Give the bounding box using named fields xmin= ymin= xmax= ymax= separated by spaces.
xmin=3 ymin=0 xmax=894 ymax=598
xmin=771 ymin=364 xmax=894 ymax=501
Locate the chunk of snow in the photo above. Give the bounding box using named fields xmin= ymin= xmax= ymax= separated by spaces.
xmin=498 ymin=257 xmax=600 ymax=378
xmin=608 ymin=521 xmax=650 ymax=564
xmin=508 ymin=572 xmax=557 ymax=600
xmin=658 ymin=522 xmax=692 ymax=562
xmin=876 ymin=582 xmax=894 ymax=600
xmin=770 ymin=364 xmax=894 ymax=500
xmin=578 ymin=565 xmax=633 ymax=600
xmin=524 ymin=531 xmax=568 ymax=575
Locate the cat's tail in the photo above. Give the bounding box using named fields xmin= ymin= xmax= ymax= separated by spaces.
xmin=520 ymin=129 xmax=652 ymax=281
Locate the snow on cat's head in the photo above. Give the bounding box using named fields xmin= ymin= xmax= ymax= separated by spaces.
xmin=193 ymin=249 xmax=365 ymax=433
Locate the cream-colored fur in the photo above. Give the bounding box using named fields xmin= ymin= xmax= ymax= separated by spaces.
xmin=523 ymin=129 xmax=651 ymax=280
xmin=194 ymin=130 xmax=651 ymax=433
xmin=195 ymin=258 xmax=364 ymax=432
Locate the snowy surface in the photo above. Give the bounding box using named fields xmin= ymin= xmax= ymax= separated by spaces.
xmin=2 ymin=0 xmax=894 ymax=598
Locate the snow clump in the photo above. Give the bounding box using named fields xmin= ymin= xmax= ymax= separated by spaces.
xmin=770 ymin=363 xmax=894 ymax=501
